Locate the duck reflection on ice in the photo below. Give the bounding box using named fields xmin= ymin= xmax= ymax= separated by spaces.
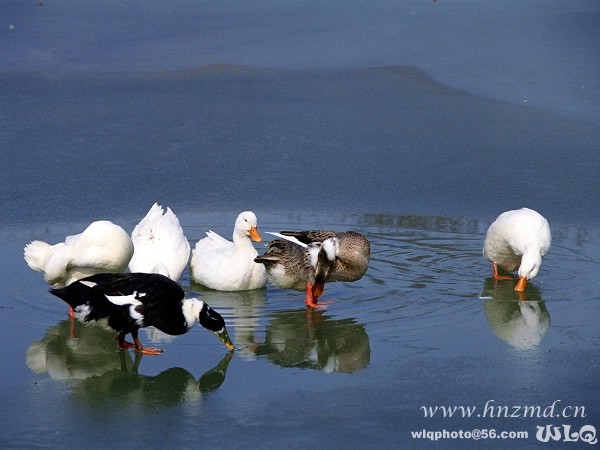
xmin=253 ymin=309 xmax=370 ymax=373
xmin=70 ymin=353 xmax=233 ymax=413
xmin=189 ymin=288 xmax=267 ymax=361
xmin=480 ymin=278 xmax=551 ymax=350
xmin=26 ymin=318 xmax=133 ymax=379
xmin=26 ymin=319 xmax=233 ymax=402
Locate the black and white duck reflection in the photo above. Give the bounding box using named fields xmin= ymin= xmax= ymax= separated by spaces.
xmin=480 ymin=278 xmax=550 ymax=350
xmin=189 ymin=288 xmax=267 ymax=361
xmin=48 ymin=273 xmax=234 ymax=354
xmin=71 ymin=352 xmax=233 ymax=415
xmin=252 ymin=309 xmax=370 ymax=373
xmin=27 ymin=320 xmax=232 ymax=411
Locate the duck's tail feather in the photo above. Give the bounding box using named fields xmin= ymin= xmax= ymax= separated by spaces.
xmin=24 ymin=240 xmax=52 ymax=272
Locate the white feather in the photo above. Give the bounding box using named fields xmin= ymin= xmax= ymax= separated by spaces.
xmin=129 ymin=203 xmax=190 ymax=281
xmin=483 ymin=208 xmax=551 ymax=280
xmin=321 ymin=238 xmax=339 ymax=261
xmin=105 ymin=293 xmax=143 ymax=307
xmin=190 ymin=211 xmax=266 ymax=291
xmin=265 ymin=232 xmax=307 ymax=248
xmin=23 ymin=220 xmax=133 ymax=288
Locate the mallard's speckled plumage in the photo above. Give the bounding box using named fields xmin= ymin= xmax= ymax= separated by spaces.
xmin=255 ymin=230 xmax=370 ymax=306
xmin=280 ymin=230 xmax=371 ymax=282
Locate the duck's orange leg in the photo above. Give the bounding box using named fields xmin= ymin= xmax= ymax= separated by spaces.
xmin=133 ymin=337 xmax=163 ymax=355
xmin=304 ymin=282 xmax=320 ymax=307
xmin=131 ymin=331 xmax=163 ymax=355
xmin=115 ymin=332 xmax=136 ymax=350
xmin=492 ymin=262 xmax=513 ymax=280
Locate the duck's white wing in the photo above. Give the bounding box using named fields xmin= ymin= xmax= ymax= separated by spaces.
xmin=129 ymin=204 xmax=190 ymax=281
xmin=203 ymin=230 xmax=234 ymax=250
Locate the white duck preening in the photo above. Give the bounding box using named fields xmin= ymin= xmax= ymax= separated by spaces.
xmin=190 ymin=211 xmax=266 ymax=291
xmin=483 ymin=208 xmax=551 ymax=291
xmin=24 ymin=220 xmax=134 ymax=288
xmin=128 ymin=203 xmax=190 ymax=281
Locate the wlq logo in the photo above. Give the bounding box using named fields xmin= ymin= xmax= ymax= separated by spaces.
xmin=536 ymin=425 xmax=597 ymax=444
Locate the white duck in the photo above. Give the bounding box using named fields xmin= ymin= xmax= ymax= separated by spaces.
xmin=483 ymin=208 xmax=551 ymax=291
xmin=24 ymin=220 xmax=134 ymax=288
xmin=128 ymin=203 xmax=190 ymax=281
xmin=190 ymin=211 xmax=266 ymax=291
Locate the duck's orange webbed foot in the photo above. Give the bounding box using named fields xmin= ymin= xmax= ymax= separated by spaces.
xmin=133 ymin=337 xmax=163 ymax=355
xmin=137 ymin=347 xmax=164 ymax=355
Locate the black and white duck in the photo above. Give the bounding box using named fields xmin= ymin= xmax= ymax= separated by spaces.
xmin=49 ymin=272 xmax=234 ymax=354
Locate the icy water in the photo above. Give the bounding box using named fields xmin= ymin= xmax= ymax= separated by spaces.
xmin=2 ymin=212 xmax=599 ymax=448
xmin=2 ymin=0 xmax=600 ymax=448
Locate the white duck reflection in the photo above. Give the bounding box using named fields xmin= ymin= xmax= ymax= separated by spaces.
xmin=481 ymin=278 xmax=551 ymax=350
xmin=26 ymin=318 xmax=233 ymax=404
xmin=187 ymin=286 xmax=267 ymax=361
xmin=253 ymin=309 xmax=370 ymax=373
xmin=26 ymin=318 xmax=134 ymax=379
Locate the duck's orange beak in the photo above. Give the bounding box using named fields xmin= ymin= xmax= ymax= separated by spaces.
xmin=250 ymin=226 xmax=262 ymax=242
xmin=514 ymin=276 xmax=528 ymax=292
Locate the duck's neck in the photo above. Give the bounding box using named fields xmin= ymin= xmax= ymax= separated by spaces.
xmin=232 ymin=232 xmax=253 ymax=250
xmin=181 ymin=298 xmax=203 ymax=330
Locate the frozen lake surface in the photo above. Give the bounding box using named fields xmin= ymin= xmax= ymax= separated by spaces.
xmin=1 ymin=1 xmax=599 ymax=448
xmin=2 ymin=212 xmax=599 ymax=448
